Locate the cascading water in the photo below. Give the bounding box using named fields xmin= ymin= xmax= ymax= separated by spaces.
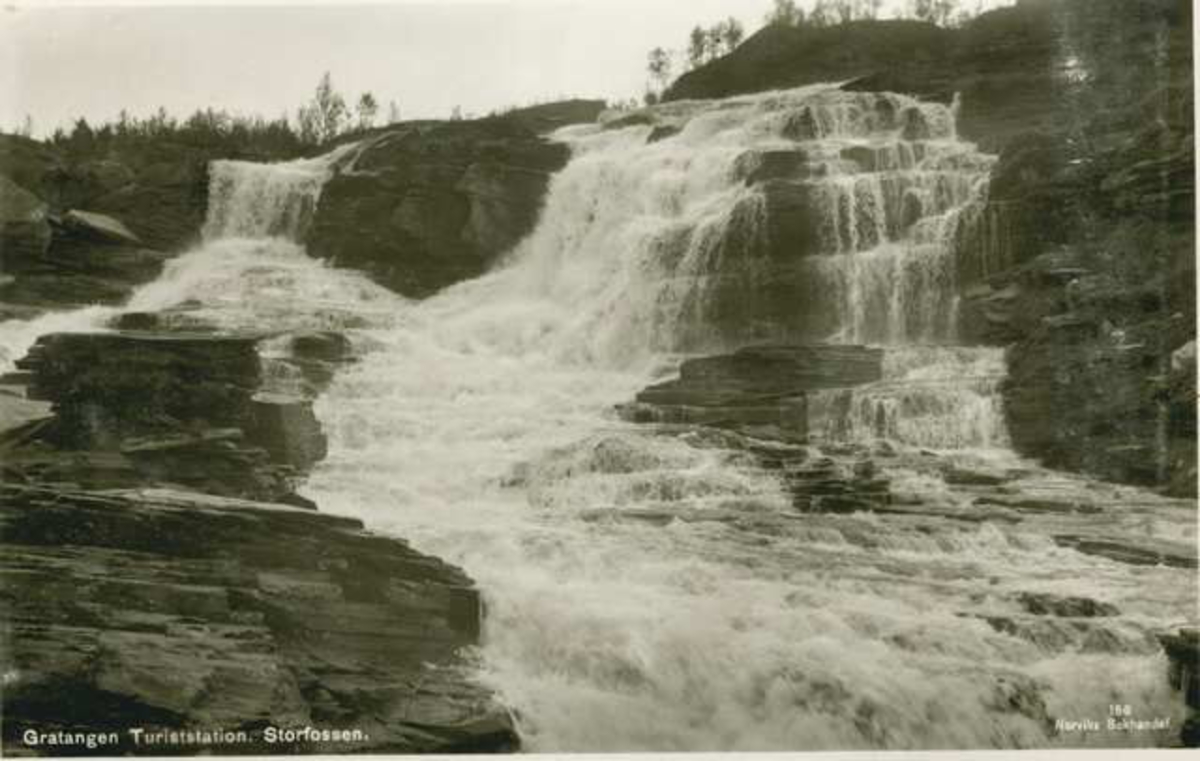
xmin=0 ymin=146 xmax=362 ymax=369
xmin=2 ymin=85 xmax=1193 ymax=751
xmin=202 ymin=148 xmax=352 ymax=241
xmin=293 ymin=86 xmax=1193 ymax=750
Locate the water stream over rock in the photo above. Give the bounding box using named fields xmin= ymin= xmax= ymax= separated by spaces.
xmin=0 ymin=85 xmax=1193 ymax=751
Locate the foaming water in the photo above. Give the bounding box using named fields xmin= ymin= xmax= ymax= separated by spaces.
xmin=297 ymin=87 xmax=1194 ymax=751
xmin=202 ymin=145 xmax=354 ymax=241
xmin=0 ymin=305 xmax=119 ymax=371
xmin=0 ymin=147 xmax=357 ymax=372
xmin=810 ymin=346 xmax=1010 ymax=451
xmin=2 ymin=86 xmax=1193 ymax=751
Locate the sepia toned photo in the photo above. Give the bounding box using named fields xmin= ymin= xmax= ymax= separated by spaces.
xmin=0 ymin=0 xmax=1196 ymax=755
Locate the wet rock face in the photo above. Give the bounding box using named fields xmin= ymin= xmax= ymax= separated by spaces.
xmin=954 ymin=0 xmax=1195 ymax=494
xmin=0 ymin=484 xmax=516 ymax=755
xmin=307 ymin=118 xmax=571 ymax=298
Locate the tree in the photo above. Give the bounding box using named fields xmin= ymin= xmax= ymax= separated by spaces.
xmin=765 ymin=0 xmax=804 ymax=26
xmin=450 ymin=105 xmax=463 ymax=121
xmin=856 ymin=0 xmax=885 ymax=19
xmin=356 ymin=92 xmax=379 ymax=130
xmin=717 ymin=17 xmax=744 ymax=54
xmin=909 ymin=0 xmax=959 ymax=25
xmin=295 ymin=105 xmax=320 ymax=145
xmin=831 ymin=0 xmax=855 ymax=24
xmin=647 ymin=47 xmax=672 ymax=94
xmin=302 ymin=71 xmax=348 ymax=144
xmin=387 ymin=100 xmax=402 ymax=124
xmin=809 ymin=0 xmax=835 ymax=27
xmin=18 ymin=114 xmax=33 ymax=138
xmin=705 ymin=25 xmax=724 ymax=60
xmin=687 ymin=25 xmax=709 ymax=69
xmin=70 ymin=118 xmax=95 ymax=149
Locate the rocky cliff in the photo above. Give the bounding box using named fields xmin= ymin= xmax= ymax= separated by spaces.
xmin=665 ymin=0 xmax=1195 ymax=495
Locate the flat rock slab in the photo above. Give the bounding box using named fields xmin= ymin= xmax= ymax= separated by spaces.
xmin=0 ymin=483 xmax=516 ymax=755
xmin=637 ymin=345 xmax=884 ymax=408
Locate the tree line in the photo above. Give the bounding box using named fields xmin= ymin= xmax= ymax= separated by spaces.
xmin=644 ymin=16 xmax=745 ymax=103
xmin=765 ymin=0 xmax=986 ymax=29
xmin=40 ymin=72 xmax=404 ymax=157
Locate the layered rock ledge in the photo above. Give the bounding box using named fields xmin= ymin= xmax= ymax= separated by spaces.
xmin=1 ymin=483 xmax=516 ymax=755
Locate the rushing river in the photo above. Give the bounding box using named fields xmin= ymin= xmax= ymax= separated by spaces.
xmin=1 ymin=84 xmax=1194 ymax=751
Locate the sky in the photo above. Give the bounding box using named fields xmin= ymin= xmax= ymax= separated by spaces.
xmin=0 ymin=0 xmax=1009 ymax=137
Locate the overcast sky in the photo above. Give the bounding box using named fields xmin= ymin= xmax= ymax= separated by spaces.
xmin=0 ymin=0 xmax=1009 ymax=136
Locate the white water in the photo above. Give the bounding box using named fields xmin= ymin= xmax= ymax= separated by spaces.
xmin=297 ymin=87 xmax=1192 ymax=750
xmin=1 ymin=86 xmax=1194 ymax=751
xmin=0 ymin=148 xmax=354 ymax=370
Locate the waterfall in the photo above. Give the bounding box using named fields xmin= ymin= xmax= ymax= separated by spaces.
xmin=0 ymin=146 xmax=362 ymax=369
xmin=292 ymin=87 xmax=1185 ymax=750
xmin=202 ymin=145 xmax=354 ymax=241
xmin=3 ymin=86 xmax=1190 ymax=752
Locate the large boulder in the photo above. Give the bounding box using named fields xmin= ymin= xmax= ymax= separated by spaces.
xmin=307 ymin=118 xmax=571 ymax=298
xmin=500 ymin=98 xmax=606 ymax=134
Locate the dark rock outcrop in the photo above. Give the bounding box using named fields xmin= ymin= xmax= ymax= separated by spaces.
xmin=0 ymin=129 xmax=320 ymax=317
xmin=1159 ymin=628 xmax=1199 ymax=747
xmin=1 ymin=324 xmax=517 ymax=754
xmin=0 ymin=175 xmax=52 ymax=266
xmin=0 ymin=139 xmax=181 ymax=314
xmin=307 ymin=117 xmax=571 ymax=298
xmin=500 ymin=99 xmax=606 ymax=135
xmin=0 ymin=133 xmax=211 ymax=252
xmin=8 ymin=332 xmax=322 ymax=504
xmin=0 ymin=483 xmax=516 ymax=755
xmin=1015 ymin=592 xmax=1120 ymax=618
xmin=620 ymin=345 xmax=882 ymax=440
xmin=958 ymin=1 xmax=1195 ymax=494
